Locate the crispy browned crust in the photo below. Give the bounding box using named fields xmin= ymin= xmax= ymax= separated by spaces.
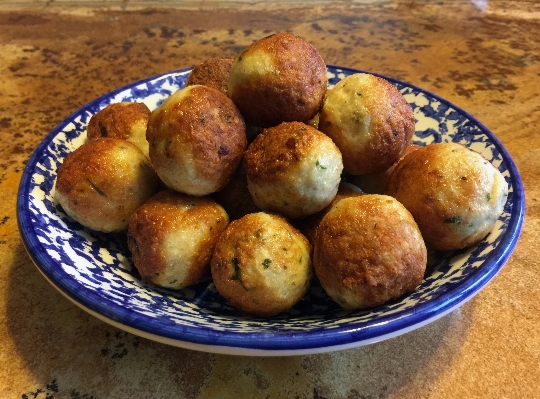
xmin=186 ymin=58 xmax=233 ymax=95
xmin=243 ymin=121 xmax=320 ymax=183
xmin=229 ymin=32 xmax=327 ymax=127
xmin=211 ymin=166 xmax=260 ymax=220
xmin=127 ymin=190 xmax=229 ymax=287
xmin=387 ymin=143 xmax=500 ymax=251
xmin=210 ymin=212 xmax=312 ymax=317
xmin=55 ymin=138 xmax=159 ymax=230
xmin=313 ymin=195 xmax=427 ymax=309
xmin=319 ymin=74 xmax=415 ymax=175
xmin=147 ymin=85 xmax=247 ymax=190
xmin=294 ymin=183 xmax=363 ymax=245
xmin=87 ymin=102 xmax=150 ymax=140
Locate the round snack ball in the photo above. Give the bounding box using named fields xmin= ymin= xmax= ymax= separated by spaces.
xmin=387 ymin=142 xmax=508 ymax=251
xmin=87 ymin=102 xmax=151 ymax=157
xmin=319 ymin=73 xmax=415 ymax=175
xmin=127 ymin=190 xmax=229 ymax=289
xmin=228 ymin=32 xmax=327 ymax=128
xmin=55 ymin=138 xmax=160 ymax=232
xmin=294 ymin=182 xmax=363 ymax=245
xmin=243 ymin=121 xmax=343 ymax=219
xmin=314 ymin=195 xmax=427 ymax=310
xmin=185 ymin=58 xmax=234 ymax=95
xmin=211 ymin=212 xmax=313 ymax=317
xmin=147 ymin=85 xmax=247 ymax=196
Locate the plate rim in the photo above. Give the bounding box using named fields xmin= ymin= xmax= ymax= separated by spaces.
xmin=16 ymin=65 xmax=525 ymax=355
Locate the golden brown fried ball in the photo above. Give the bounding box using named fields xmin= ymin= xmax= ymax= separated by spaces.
xmin=185 ymin=58 xmax=234 ymax=95
xmin=146 ymin=85 xmax=247 ymax=196
xmin=127 ymin=190 xmax=229 ymax=289
xmin=313 ymin=195 xmax=427 ymax=309
xmin=319 ymin=73 xmax=415 ymax=175
xmin=243 ymin=121 xmax=343 ymax=219
xmin=228 ymin=32 xmax=327 ymax=128
xmin=387 ymin=142 xmax=508 ymax=251
xmin=348 ymin=144 xmax=421 ymax=194
xmin=211 ymin=212 xmax=313 ymax=317
xmin=211 ymin=166 xmax=260 ymax=221
xmin=55 ymin=138 xmax=160 ymax=232
xmin=87 ymin=102 xmax=151 ymax=157
xmin=294 ymin=182 xmax=363 ymax=245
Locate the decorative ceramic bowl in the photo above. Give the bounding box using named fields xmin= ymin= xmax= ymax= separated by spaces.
xmin=17 ymin=65 xmax=524 ymax=356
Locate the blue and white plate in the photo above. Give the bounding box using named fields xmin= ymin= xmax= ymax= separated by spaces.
xmin=17 ymin=65 xmax=524 ymax=356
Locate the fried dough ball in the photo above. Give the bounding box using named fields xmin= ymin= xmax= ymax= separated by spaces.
xmin=387 ymin=142 xmax=508 ymax=251
xmin=87 ymin=102 xmax=151 ymax=157
xmin=228 ymin=32 xmax=327 ymax=127
xmin=146 ymin=85 xmax=247 ymax=196
xmin=55 ymin=138 xmax=160 ymax=232
xmin=243 ymin=121 xmax=343 ymax=219
xmin=211 ymin=212 xmax=313 ymax=317
xmin=348 ymin=144 xmax=421 ymax=194
xmin=313 ymin=195 xmax=427 ymax=309
xmin=185 ymin=58 xmax=233 ymax=95
xmin=319 ymin=73 xmax=415 ymax=175
xmin=127 ymin=190 xmax=229 ymax=289
xmin=212 ymin=166 xmax=260 ymax=221
xmin=294 ymin=182 xmax=363 ymax=245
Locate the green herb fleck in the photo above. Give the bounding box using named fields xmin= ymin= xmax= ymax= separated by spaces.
xmin=316 ymin=160 xmax=327 ymax=169
xmin=299 ymin=256 xmax=302 ymax=263
xmin=187 ymin=203 xmax=196 ymax=208
xmin=224 ymin=115 xmax=232 ymax=122
xmin=262 ymin=259 xmax=271 ymax=269
xmin=238 ymin=56 xmax=242 ymax=62
xmin=444 ymin=215 xmax=463 ymax=224
xmin=356 ymin=92 xmax=362 ymax=97
xmin=169 ymin=279 xmax=178 ymax=284
xmin=231 ymin=257 xmax=240 ymax=280
xmin=486 ymin=193 xmax=491 ymax=202
xmin=87 ymin=179 xmax=106 ymax=197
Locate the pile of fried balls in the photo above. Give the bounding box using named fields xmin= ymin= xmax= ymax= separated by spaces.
xmin=55 ymin=32 xmax=508 ymax=317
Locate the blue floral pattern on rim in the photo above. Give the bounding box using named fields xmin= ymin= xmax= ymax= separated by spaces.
xmin=17 ymin=65 xmax=524 ymax=355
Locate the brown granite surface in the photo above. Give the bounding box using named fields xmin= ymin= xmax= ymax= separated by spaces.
xmin=1 ymin=1 xmax=539 ymax=398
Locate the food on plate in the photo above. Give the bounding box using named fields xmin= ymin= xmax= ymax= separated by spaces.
xmin=211 ymin=165 xmax=260 ymax=221
xmin=319 ymin=73 xmax=415 ymax=175
xmin=127 ymin=190 xmax=229 ymax=289
xmin=243 ymin=121 xmax=343 ymax=219
xmin=86 ymin=102 xmax=151 ymax=157
xmin=228 ymin=32 xmax=327 ymax=128
xmin=348 ymin=144 xmax=421 ymax=194
xmin=210 ymin=212 xmax=312 ymax=317
xmin=387 ymin=142 xmax=508 ymax=251
xmin=185 ymin=58 xmax=234 ymax=95
xmin=294 ymin=182 xmax=363 ymax=245
xmin=313 ymin=195 xmax=427 ymax=309
xmin=146 ymin=85 xmax=246 ymax=196
xmin=55 ymin=137 xmax=160 ymax=233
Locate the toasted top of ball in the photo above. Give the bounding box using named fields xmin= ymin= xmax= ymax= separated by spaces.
xmin=243 ymin=121 xmax=343 ymax=219
xmin=387 ymin=142 xmax=508 ymax=250
xmin=185 ymin=58 xmax=234 ymax=95
xmin=228 ymin=32 xmax=327 ymax=127
xmin=87 ymin=102 xmax=151 ymax=157
xmin=211 ymin=212 xmax=312 ymax=317
xmin=319 ymin=73 xmax=415 ymax=175
xmin=127 ymin=190 xmax=229 ymax=289
xmin=147 ymin=85 xmax=247 ymax=196
xmin=294 ymin=182 xmax=363 ymax=245
xmin=314 ymin=195 xmax=427 ymax=309
xmin=55 ymin=137 xmax=160 ymax=232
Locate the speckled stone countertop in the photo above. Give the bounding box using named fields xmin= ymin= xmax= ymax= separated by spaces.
xmin=1 ymin=1 xmax=539 ymax=398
